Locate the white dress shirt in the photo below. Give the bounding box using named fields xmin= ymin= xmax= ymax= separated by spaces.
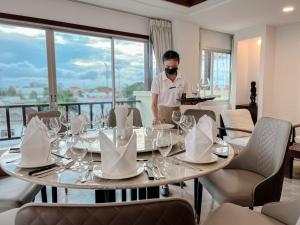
xmin=151 ymin=71 xmax=188 ymax=107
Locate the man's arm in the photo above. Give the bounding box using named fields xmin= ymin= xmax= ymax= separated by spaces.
xmin=151 ymin=94 xmax=159 ymax=124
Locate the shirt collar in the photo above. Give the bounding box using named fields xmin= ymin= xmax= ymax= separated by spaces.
xmin=162 ymin=71 xmax=182 ymax=80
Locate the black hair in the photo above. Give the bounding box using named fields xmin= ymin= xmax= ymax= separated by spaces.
xmin=162 ymin=50 xmax=180 ymax=63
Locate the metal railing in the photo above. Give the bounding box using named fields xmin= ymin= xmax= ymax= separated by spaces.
xmin=0 ymin=100 xmax=140 ymax=141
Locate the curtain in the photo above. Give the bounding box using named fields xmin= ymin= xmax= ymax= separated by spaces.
xmin=150 ymin=19 xmax=173 ymax=74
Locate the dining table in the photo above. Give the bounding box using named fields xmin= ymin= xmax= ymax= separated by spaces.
xmin=0 ymin=127 xmax=234 ymax=210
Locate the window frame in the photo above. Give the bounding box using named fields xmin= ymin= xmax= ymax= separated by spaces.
xmin=201 ymin=48 xmax=232 ymax=102
xmin=0 ymin=18 xmax=152 ymax=108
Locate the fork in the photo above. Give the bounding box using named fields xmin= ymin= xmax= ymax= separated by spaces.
xmin=80 ymin=163 xmax=93 ymax=183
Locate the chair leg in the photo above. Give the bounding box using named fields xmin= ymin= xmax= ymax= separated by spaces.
xmin=65 ymin=188 xmax=68 ymax=195
xmin=52 ymin=187 xmax=58 ymax=203
xmin=289 ymin=157 xmax=294 ymax=179
xmin=195 ymin=178 xmax=203 ymax=224
xmin=41 ymin=186 xmax=47 ymax=202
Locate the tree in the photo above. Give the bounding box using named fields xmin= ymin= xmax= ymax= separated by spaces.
xmin=58 ymin=90 xmax=76 ymax=103
xmin=29 ymin=91 xmax=38 ymax=99
xmin=7 ymin=87 xmax=17 ymax=96
xmin=122 ymin=82 xmax=144 ymax=100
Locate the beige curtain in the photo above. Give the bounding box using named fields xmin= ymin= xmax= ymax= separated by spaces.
xmin=150 ymin=19 xmax=173 ymax=74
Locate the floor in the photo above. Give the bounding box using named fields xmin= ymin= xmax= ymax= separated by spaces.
xmin=35 ymin=161 xmax=300 ymax=224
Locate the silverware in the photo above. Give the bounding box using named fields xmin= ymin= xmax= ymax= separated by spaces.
xmin=154 ymin=164 xmax=165 ymax=179
xmin=167 ymin=149 xmax=186 ymax=157
xmin=92 ymin=158 xmax=148 ymax=163
xmin=51 ymin=152 xmax=71 ymax=160
xmin=143 ymin=163 xmax=154 ymax=180
xmin=80 ymin=164 xmax=93 ymax=183
xmin=35 ymin=160 xmax=75 ymax=178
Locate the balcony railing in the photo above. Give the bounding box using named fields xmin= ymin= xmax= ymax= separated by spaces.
xmin=0 ymin=100 xmax=140 ymax=141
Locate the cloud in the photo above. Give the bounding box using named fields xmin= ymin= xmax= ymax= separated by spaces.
xmin=55 ymin=34 xmax=69 ymax=45
xmin=72 ymin=59 xmax=110 ymax=68
xmin=0 ymin=25 xmax=45 ymax=38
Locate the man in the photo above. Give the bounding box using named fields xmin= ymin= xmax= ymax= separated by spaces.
xmin=150 ymin=50 xmax=187 ymax=196
xmin=151 ymin=50 xmax=187 ymax=125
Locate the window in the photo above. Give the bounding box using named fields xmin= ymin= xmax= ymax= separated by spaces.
xmin=201 ymin=49 xmax=231 ymax=101
xmin=115 ymin=39 xmax=145 ymax=101
xmin=0 ymin=23 xmax=49 ymax=138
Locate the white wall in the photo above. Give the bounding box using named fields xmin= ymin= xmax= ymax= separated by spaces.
xmin=235 ymin=37 xmax=261 ymax=105
xmin=0 ymin=0 xmax=149 ymax=36
xmin=272 ymin=23 xmax=300 ymax=124
xmin=172 ymin=20 xmax=200 ymax=88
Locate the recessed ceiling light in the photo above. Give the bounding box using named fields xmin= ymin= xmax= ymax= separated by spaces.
xmin=282 ymin=6 xmax=294 ymax=13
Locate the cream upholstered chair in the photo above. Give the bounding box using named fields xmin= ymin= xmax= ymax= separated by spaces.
xmin=219 ymin=109 xmax=254 ymax=154
xmin=0 ymin=198 xmax=196 ymax=225
xmin=0 ymin=169 xmax=44 ymax=213
xmin=158 ymin=105 xmax=180 ymax=124
xmin=203 ymin=199 xmax=300 ymax=225
xmin=196 ymin=117 xmax=292 ymax=223
xmin=108 ymin=107 xmax=143 ymax=128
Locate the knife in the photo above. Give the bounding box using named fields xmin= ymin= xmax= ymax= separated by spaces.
xmin=29 ymin=165 xmax=58 ymax=176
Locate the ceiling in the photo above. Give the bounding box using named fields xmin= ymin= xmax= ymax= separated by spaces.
xmin=164 ymin=0 xmax=208 ymax=7
xmin=70 ymin=0 xmax=300 ymax=34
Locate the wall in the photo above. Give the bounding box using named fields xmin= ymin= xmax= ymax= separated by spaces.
xmin=272 ymin=23 xmax=300 ymax=124
xmin=0 ymin=0 xmax=149 ymax=36
xmin=172 ymin=20 xmax=200 ymax=89
xmin=235 ymin=37 xmax=261 ymax=105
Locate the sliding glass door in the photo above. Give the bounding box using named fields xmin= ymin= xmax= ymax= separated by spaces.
xmin=0 ymin=23 xmax=49 ymax=138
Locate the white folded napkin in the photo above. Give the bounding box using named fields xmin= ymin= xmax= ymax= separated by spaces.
xmin=185 ymin=115 xmax=216 ymax=161
xmin=20 ymin=116 xmax=51 ymax=166
xmin=100 ymin=131 xmax=137 ymax=177
xmin=70 ymin=113 xmax=89 ymax=135
xmin=115 ymin=105 xmax=133 ymax=128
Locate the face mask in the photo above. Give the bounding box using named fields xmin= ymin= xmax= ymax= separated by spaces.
xmin=165 ymin=67 xmax=178 ymax=75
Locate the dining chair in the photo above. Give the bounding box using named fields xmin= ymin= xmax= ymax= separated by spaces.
xmin=195 ymin=117 xmax=292 ymax=223
xmin=0 ymin=168 xmax=44 ymax=213
xmin=27 ymin=110 xmax=66 ymax=132
xmin=202 ymin=198 xmax=300 ymax=225
xmin=286 ymin=124 xmax=300 ymax=178
xmin=158 ymin=105 xmax=180 ymax=124
xmin=108 ymin=107 xmax=143 ymax=128
xmin=183 ymin=109 xmax=216 ymax=122
xmin=0 ymin=198 xmax=196 ymax=225
xmin=219 ymin=109 xmax=254 ymax=154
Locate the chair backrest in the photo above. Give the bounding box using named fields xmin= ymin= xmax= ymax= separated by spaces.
xmin=108 ymin=108 xmax=143 ymax=128
xmin=220 ymin=109 xmax=254 ymax=139
xmin=15 ymin=199 xmax=195 ymax=225
xmin=27 ymin=111 xmax=66 ymax=132
xmin=184 ymin=109 xmax=216 ymax=123
xmin=231 ymin=117 xmax=291 ymax=178
xmin=158 ymin=105 xmax=180 ymax=124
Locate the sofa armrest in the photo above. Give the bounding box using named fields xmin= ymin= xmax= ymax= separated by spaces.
xmin=261 ymin=199 xmax=300 ymax=225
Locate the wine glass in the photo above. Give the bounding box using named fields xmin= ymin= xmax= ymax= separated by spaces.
xmin=144 ymin=127 xmax=156 ymax=161
xmin=69 ymin=137 xmax=88 ymax=175
xmin=191 ymin=84 xmax=198 ymax=97
xmin=49 ymin=117 xmax=61 ymax=140
xmin=156 ymin=130 xmax=173 ymax=173
xmin=172 ymin=111 xmax=182 ymax=135
xmin=180 ymin=115 xmax=196 ymax=133
xmin=200 ymin=77 xmax=211 ymax=97
xmin=59 ymin=114 xmax=71 ymax=137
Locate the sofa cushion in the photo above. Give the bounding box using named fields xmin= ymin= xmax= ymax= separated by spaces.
xmin=203 ymin=203 xmax=284 ymax=225
xmin=200 ymin=169 xmax=265 ymax=206
xmin=221 ymin=109 xmax=254 ymax=138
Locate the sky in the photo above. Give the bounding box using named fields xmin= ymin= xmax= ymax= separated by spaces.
xmin=0 ymin=23 xmax=145 ymax=90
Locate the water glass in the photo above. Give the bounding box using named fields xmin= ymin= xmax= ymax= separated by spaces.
xmin=180 ymin=115 xmax=196 ymax=133
xmin=156 ymin=130 xmax=173 ymax=173
xmin=171 ymin=111 xmax=182 ymax=135
xmin=69 ymin=138 xmax=88 ymax=174
xmin=144 ymin=127 xmax=156 ymax=160
xmin=59 ymin=114 xmax=71 ymax=137
xmin=49 ymin=117 xmax=61 ymax=139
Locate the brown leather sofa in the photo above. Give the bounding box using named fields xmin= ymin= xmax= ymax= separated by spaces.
xmin=0 ymin=198 xmax=195 ymax=225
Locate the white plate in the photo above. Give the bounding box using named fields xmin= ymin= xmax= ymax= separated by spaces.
xmin=93 ymin=165 xmax=144 ymax=180
xmin=152 ymin=123 xmax=175 ymax=130
xmin=17 ymin=157 xmax=57 ymax=168
xmin=176 ymin=153 xmax=218 ymax=164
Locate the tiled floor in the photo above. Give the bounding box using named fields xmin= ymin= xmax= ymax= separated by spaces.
xmin=35 ymin=161 xmax=300 ymax=224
